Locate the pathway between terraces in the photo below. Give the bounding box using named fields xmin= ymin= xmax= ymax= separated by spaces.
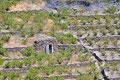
xmin=73 ymin=32 xmax=105 ymax=80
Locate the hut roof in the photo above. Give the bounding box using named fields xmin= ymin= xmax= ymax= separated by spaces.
xmin=35 ymin=34 xmax=57 ymax=42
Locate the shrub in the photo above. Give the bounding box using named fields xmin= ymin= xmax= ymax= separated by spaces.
xmin=77 ymin=74 xmax=94 ymax=80
xmin=6 ymin=60 xmax=24 ymax=68
xmin=2 ymin=74 xmax=8 ymax=80
xmin=0 ymin=47 xmax=6 ymax=55
xmin=93 ymin=30 xmax=98 ymax=36
xmin=64 ymin=33 xmax=73 ymax=37
xmin=70 ymin=37 xmax=77 ymax=44
xmin=5 ymin=62 xmax=11 ymax=68
xmin=101 ymin=50 xmax=106 ymax=56
xmin=110 ymin=30 xmax=115 ymax=35
xmin=29 ymin=27 xmax=35 ymax=37
xmin=112 ymin=38 xmax=118 ymax=46
xmin=56 ymin=54 xmax=63 ymax=64
xmin=38 ymin=23 xmax=44 ymax=31
xmin=59 ymin=23 xmax=69 ymax=30
xmin=105 ymin=6 xmax=117 ymax=14
xmin=0 ymin=27 xmax=1 ymax=32
xmin=21 ymin=38 xmax=28 ymax=45
xmin=21 ymin=47 xmax=35 ymax=56
xmin=0 ymin=0 xmax=20 ymax=10
xmin=54 ymin=33 xmax=77 ymax=44
xmin=77 ymin=55 xmax=88 ymax=62
xmin=21 ymin=30 xmax=28 ymax=37
xmin=86 ymin=38 xmax=93 ymax=45
xmin=17 ymin=61 xmax=24 ymax=68
xmin=57 ymin=77 xmax=65 ymax=80
xmin=0 ymin=41 xmax=7 ymax=56
xmin=111 ymin=52 xmax=114 ymax=56
xmin=114 ymin=19 xmax=119 ymax=24
xmin=24 ymin=58 xmax=33 ymax=66
xmin=48 ymin=59 xmax=56 ymax=65
xmin=97 ymin=21 xmax=103 ymax=24
xmin=1 ymin=34 xmax=10 ymax=42
xmin=101 ymin=29 xmax=107 ymax=35
xmin=8 ymin=71 xmax=20 ymax=80
xmin=25 ymin=71 xmax=37 ymax=80
xmin=118 ymin=30 xmax=120 ymax=35
xmin=0 ymin=57 xmax=4 ymax=65
xmin=77 ymin=31 xmax=83 ymax=37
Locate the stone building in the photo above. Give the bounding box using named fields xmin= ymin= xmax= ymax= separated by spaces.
xmin=33 ymin=34 xmax=58 ymax=54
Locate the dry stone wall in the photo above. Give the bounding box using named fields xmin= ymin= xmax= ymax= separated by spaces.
xmin=57 ymin=44 xmax=84 ymax=51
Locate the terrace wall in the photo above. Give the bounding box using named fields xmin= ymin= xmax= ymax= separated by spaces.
xmin=5 ymin=47 xmax=27 ymax=52
xmin=57 ymin=44 xmax=84 ymax=51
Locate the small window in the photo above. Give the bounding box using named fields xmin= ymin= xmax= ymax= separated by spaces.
xmin=45 ymin=44 xmax=53 ymax=54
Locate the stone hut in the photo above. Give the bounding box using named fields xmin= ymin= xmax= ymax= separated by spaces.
xmin=33 ymin=34 xmax=58 ymax=54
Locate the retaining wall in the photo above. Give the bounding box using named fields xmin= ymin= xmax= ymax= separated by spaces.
xmin=57 ymin=44 xmax=84 ymax=51
xmin=103 ymin=70 xmax=120 ymax=80
xmin=91 ymin=47 xmax=120 ymax=51
xmin=5 ymin=47 xmax=27 ymax=52
xmin=69 ymin=24 xmax=118 ymax=30
xmin=1 ymin=61 xmax=95 ymax=73
xmin=83 ymin=35 xmax=120 ymax=40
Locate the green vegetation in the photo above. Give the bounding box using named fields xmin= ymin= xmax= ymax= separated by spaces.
xmin=21 ymin=47 xmax=35 ymax=56
xmin=0 ymin=0 xmax=20 ymax=11
xmin=0 ymin=41 xmax=7 ymax=56
xmin=0 ymin=34 xmax=10 ymax=42
xmin=51 ymin=32 xmax=77 ymax=44
xmin=105 ymin=6 xmax=118 ymax=14
xmin=5 ymin=60 xmax=23 ymax=68
xmin=0 ymin=57 xmax=4 ymax=65
xmin=0 ymin=1 xmax=120 ymax=80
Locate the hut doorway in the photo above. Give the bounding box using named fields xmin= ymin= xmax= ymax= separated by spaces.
xmin=45 ymin=44 xmax=53 ymax=54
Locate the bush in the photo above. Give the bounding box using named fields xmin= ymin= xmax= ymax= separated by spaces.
xmin=17 ymin=61 xmax=24 ymax=68
xmin=38 ymin=23 xmax=44 ymax=31
xmin=1 ymin=34 xmax=10 ymax=42
xmin=105 ymin=6 xmax=117 ymax=14
xmin=64 ymin=33 xmax=73 ymax=37
xmin=2 ymin=74 xmax=8 ymax=80
xmin=54 ymin=33 xmax=77 ymax=44
xmin=0 ymin=27 xmax=1 ymax=32
xmin=29 ymin=27 xmax=35 ymax=37
xmin=77 ymin=31 xmax=83 ymax=37
xmin=0 ymin=57 xmax=4 ymax=65
xmin=101 ymin=29 xmax=107 ymax=35
xmin=21 ymin=30 xmax=28 ymax=37
xmin=86 ymin=38 xmax=93 ymax=45
xmin=110 ymin=30 xmax=115 ymax=35
xmin=24 ymin=57 xmax=33 ymax=66
xmin=97 ymin=21 xmax=103 ymax=24
xmin=21 ymin=38 xmax=28 ymax=45
xmin=0 ymin=0 xmax=20 ymax=10
xmin=112 ymin=38 xmax=118 ymax=46
xmin=21 ymin=47 xmax=35 ymax=56
xmin=56 ymin=54 xmax=63 ymax=64
xmin=118 ymin=30 xmax=120 ymax=35
xmin=5 ymin=60 xmax=24 ymax=68
xmin=59 ymin=23 xmax=69 ymax=30
xmin=0 ymin=41 xmax=7 ymax=56
xmin=93 ymin=30 xmax=98 ymax=36
xmin=5 ymin=62 xmax=11 ymax=68
xmin=70 ymin=37 xmax=77 ymax=44
xmin=77 ymin=74 xmax=94 ymax=80
xmin=8 ymin=71 xmax=20 ymax=80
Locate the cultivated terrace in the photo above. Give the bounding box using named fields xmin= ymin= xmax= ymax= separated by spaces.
xmin=0 ymin=0 xmax=120 ymax=80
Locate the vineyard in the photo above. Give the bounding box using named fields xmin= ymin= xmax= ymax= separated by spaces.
xmin=0 ymin=0 xmax=120 ymax=80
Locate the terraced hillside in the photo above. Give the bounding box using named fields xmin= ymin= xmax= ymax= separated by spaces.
xmin=0 ymin=0 xmax=120 ymax=80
